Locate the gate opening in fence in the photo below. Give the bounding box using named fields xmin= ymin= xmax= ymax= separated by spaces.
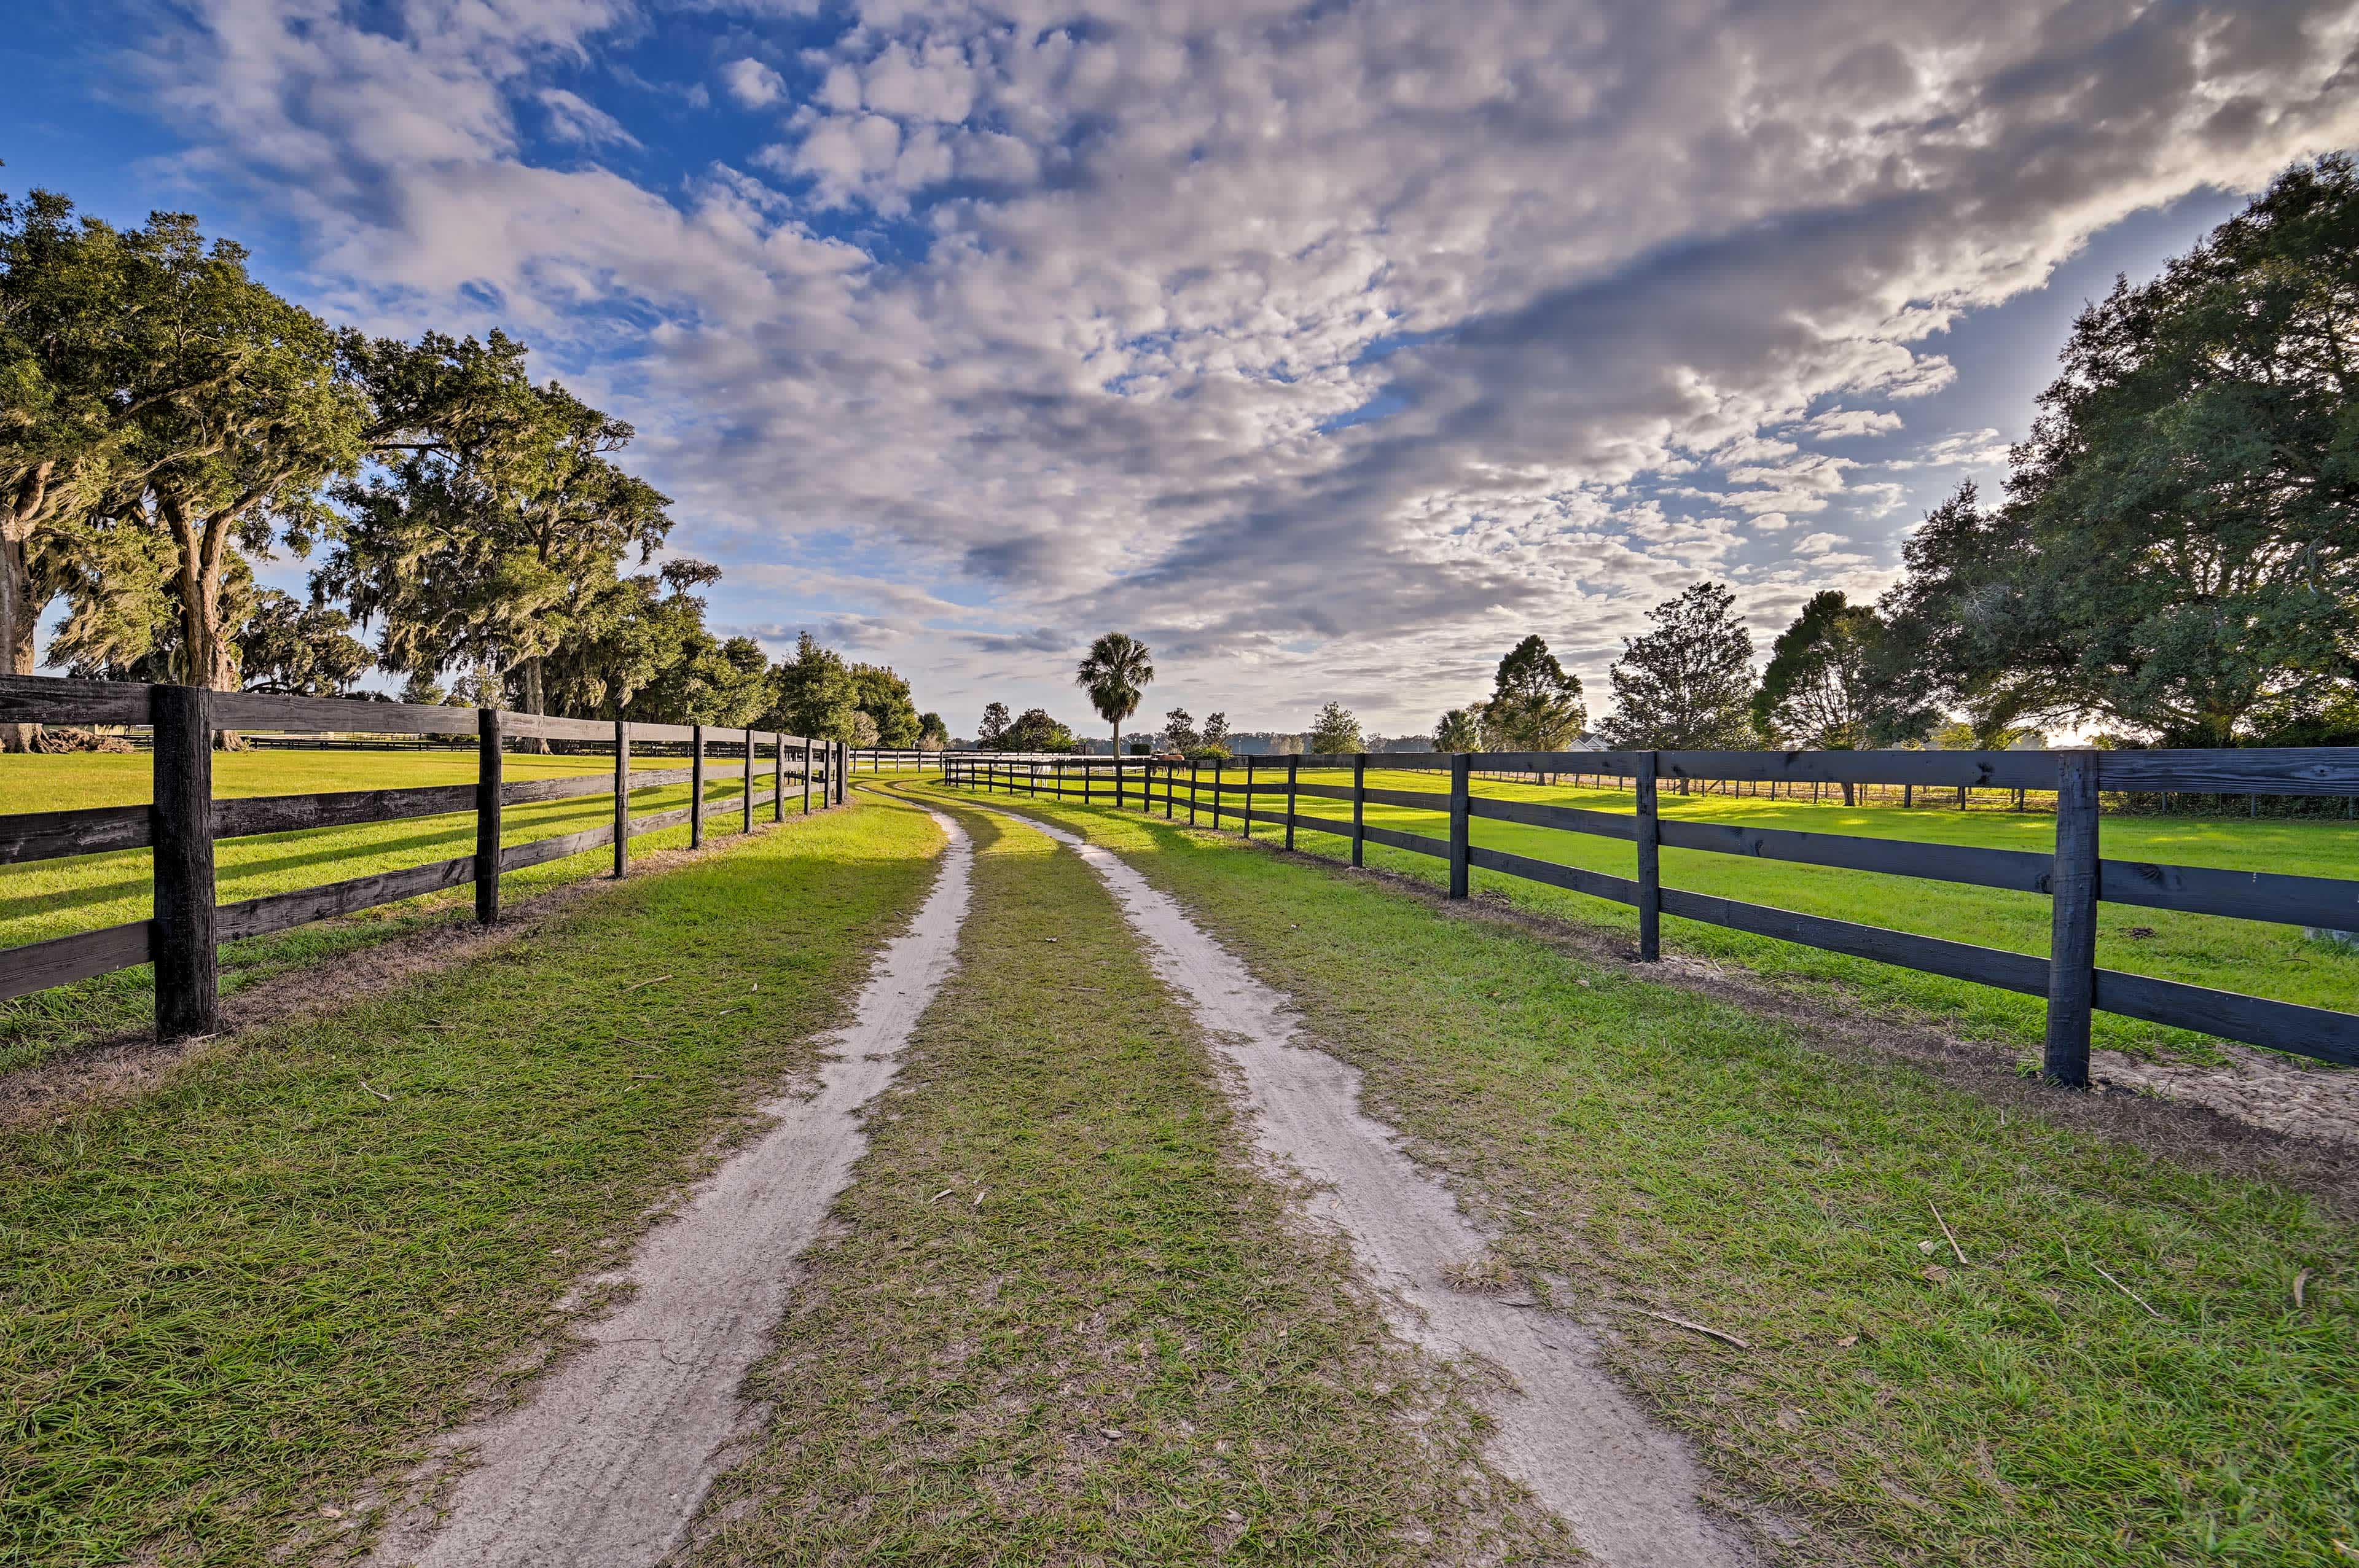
xmin=941 ymin=746 xmax=2359 ymax=1086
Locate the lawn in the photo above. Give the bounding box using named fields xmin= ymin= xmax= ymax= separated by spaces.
xmin=690 ymin=799 xmax=1568 ymax=1563
xmin=0 ymin=746 xmax=810 ymax=1072
xmin=0 ymin=793 xmax=945 ymax=1567
xmin=1108 ymin=765 xmax=2359 ymax=1062
xmin=924 ymin=784 xmax=2359 ymax=1567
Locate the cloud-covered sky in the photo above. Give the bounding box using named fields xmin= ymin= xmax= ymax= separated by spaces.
xmin=5 ymin=0 xmax=2355 ymax=739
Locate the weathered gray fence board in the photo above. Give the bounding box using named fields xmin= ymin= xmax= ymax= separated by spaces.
xmin=1658 ymin=887 xmax=2052 ymax=994
xmin=2099 ymin=747 xmax=2359 ymax=795
xmin=1468 ymin=844 xmax=1640 ymax=905
xmin=629 ymin=805 xmax=697 ymax=836
xmin=499 ymin=824 xmax=618 ymax=873
xmin=217 ymin=856 xmax=476 ymax=942
xmin=0 ymin=673 xmax=152 ymax=726
xmin=1470 ymin=798 xmax=1638 ymax=840
xmin=213 ymin=690 xmax=484 ymax=737
xmin=2092 ymin=969 xmax=2359 ymax=1066
xmin=0 ymin=803 xmax=152 ymax=864
xmin=0 ymin=920 xmax=155 ymax=999
xmin=216 ymin=784 xmax=478 ymax=840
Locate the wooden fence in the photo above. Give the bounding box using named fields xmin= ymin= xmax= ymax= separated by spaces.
xmin=941 ymin=746 xmax=2359 ymax=1085
xmin=0 ymin=675 xmax=848 ymax=1039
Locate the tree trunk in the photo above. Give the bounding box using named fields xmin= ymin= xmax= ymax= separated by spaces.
xmin=1842 ymin=781 xmax=1855 ymax=806
xmin=521 ymin=658 xmax=551 ymax=754
xmin=168 ymin=494 xmax=245 ymax=747
xmin=1 ymin=464 xmax=53 ymax=752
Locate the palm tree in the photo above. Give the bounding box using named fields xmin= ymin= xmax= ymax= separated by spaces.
xmin=1076 ymin=632 xmax=1155 ymax=755
xmin=1433 ymin=704 xmax=1487 ymax=753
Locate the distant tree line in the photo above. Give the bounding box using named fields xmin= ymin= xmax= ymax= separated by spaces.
xmin=0 ymin=182 xmax=932 ymax=749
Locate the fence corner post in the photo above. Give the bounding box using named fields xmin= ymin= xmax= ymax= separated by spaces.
xmin=2043 ymin=748 xmax=2100 ymax=1088
xmin=690 ymin=722 xmax=706 ymax=847
xmin=475 ymin=706 xmax=504 ymax=924
xmin=1351 ymin=752 xmax=1367 ymax=867
xmin=151 ymin=684 xmax=219 ymax=1040
xmin=1448 ymin=751 xmax=1471 ymax=898
xmin=743 ymin=728 xmax=754 ymax=833
xmin=613 ymin=719 xmax=630 ymax=878
xmin=1635 ymin=752 xmax=1661 ymax=960
xmin=1286 ymin=756 xmax=1299 ymax=851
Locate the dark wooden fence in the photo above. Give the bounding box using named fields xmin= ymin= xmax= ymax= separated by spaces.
xmin=0 ymin=675 xmax=849 ymax=1038
xmin=942 ymin=746 xmax=2359 ymax=1085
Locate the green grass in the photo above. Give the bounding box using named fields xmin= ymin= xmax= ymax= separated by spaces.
xmin=691 ymin=799 xmax=1568 ymax=1564
xmin=1099 ymin=766 xmax=2359 ymax=1061
xmin=928 ymin=786 xmax=2359 ymax=1567
xmin=0 ymin=794 xmax=945 ymax=1567
xmin=0 ymin=747 xmax=811 ymax=1072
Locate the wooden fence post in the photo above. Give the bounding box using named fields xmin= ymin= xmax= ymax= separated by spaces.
xmin=802 ymin=738 xmax=813 ymax=814
xmin=1352 ymin=752 xmax=1366 ymax=867
xmin=475 ymin=707 xmax=504 ymax=924
xmin=743 ymin=729 xmax=754 ymax=833
xmin=2044 ymin=749 xmax=2100 ymax=1088
xmin=1448 ymin=752 xmax=1470 ymax=899
xmin=1210 ymin=759 xmax=1221 ymax=829
xmin=1635 ymin=753 xmax=1661 ymax=961
xmin=1165 ymin=760 xmax=1175 ymax=819
xmin=838 ymin=741 xmax=848 ymax=804
xmin=774 ymin=732 xmax=785 ymax=822
xmin=1114 ymin=754 xmax=1124 ymax=809
xmin=690 ymin=722 xmax=706 ymax=847
xmin=151 ymin=684 xmax=219 ymax=1040
xmin=1285 ymin=757 xmax=1299 ymax=851
xmin=613 ymin=719 xmax=630 ymax=878
xmin=1243 ymin=756 xmax=1256 ymax=839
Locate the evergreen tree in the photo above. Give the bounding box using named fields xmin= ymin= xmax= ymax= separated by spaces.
xmin=1305 ymin=700 xmax=1363 ymax=753
xmin=1598 ymin=582 xmax=1757 ymax=754
xmin=1484 ymin=635 xmax=1586 ymax=750
xmin=976 ymin=701 xmax=1011 ymax=749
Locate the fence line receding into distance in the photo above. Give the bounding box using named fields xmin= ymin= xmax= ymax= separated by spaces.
xmin=0 ymin=674 xmax=849 ymax=1037
xmin=940 ymin=746 xmax=2359 ymax=1086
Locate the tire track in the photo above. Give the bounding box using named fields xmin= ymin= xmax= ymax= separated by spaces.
xmin=368 ymin=809 xmax=973 ymax=1568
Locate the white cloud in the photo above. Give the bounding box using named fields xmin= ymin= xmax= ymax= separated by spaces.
xmin=118 ymin=0 xmax=2359 ymax=728
xmin=1887 ymin=427 xmax=2013 ymax=469
xmin=721 ymin=57 xmax=786 ymax=109
xmin=536 ymin=88 xmax=638 ymax=149
xmin=1803 ymin=408 xmax=1904 ymax=439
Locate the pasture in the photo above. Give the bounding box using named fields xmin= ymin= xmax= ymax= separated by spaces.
xmin=0 ymin=747 xmax=777 ymax=1072
xmin=1178 ymin=765 xmax=2359 ymax=1062
xmin=915 ymin=779 xmax=2359 ymax=1567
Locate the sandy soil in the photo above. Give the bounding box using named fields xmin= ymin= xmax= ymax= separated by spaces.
xmin=1009 ymin=810 xmax=1766 ymax=1568
xmin=364 ymin=809 xmax=974 ymax=1568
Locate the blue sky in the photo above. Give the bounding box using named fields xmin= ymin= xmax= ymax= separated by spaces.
xmin=4 ymin=0 xmax=2352 ymax=740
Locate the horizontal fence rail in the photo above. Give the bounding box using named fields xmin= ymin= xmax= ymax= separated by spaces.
xmin=940 ymin=746 xmax=2359 ymax=1081
xmin=0 ymin=676 xmax=852 ymax=1029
